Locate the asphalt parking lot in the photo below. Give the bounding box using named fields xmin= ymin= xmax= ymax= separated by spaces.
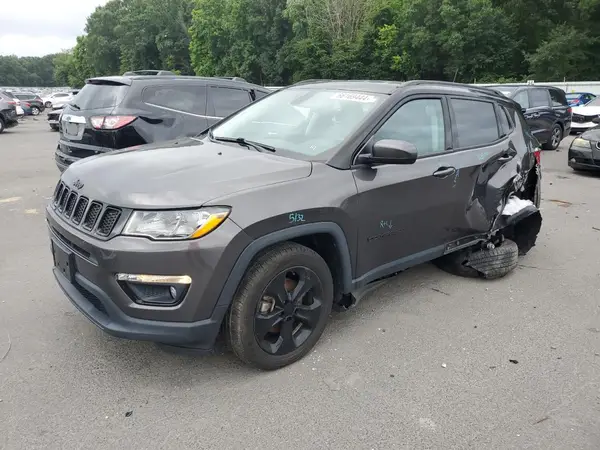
xmin=1 ymin=118 xmax=599 ymax=449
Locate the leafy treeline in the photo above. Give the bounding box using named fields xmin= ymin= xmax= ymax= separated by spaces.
xmin=2 ymin=0 xmax=600 ymax=88
xmin=0 ymin=55 xmax=58 ymax=87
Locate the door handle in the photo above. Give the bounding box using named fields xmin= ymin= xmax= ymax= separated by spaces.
xmin=433 ymin=167 xmax=456 ymax=178
xmin=498 ymin=152 xmax=515 ymax=162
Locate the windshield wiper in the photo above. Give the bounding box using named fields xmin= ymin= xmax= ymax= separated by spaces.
xmin=212 ymin=135 xmax=276 ymax=153
xmin=69 ymin=103 xmax=81 ymax=110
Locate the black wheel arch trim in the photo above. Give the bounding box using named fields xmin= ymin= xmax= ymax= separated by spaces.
xmin=214 ymin=222 xmax=353 ymax=311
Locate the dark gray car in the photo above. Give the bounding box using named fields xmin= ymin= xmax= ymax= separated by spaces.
xmin=47 ymin=80 xmax=542 ymax=369
xmin=0 ymin=92 xmax=19 ymax=133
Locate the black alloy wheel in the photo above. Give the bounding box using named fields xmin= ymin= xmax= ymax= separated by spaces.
xmin=254 ymin=267 xmax=323 ymax=355
xmin=227 ymin=242 xmax=333 ymax=370
xmin=543 ymin=124 xmax=562 ymax=150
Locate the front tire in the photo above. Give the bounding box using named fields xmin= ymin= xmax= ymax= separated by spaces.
xmin=543 ymin=124 xmax=562 ymax=150
xmin=228 ymin=242 xmax=334 ymax=370
xmin=45 ymin=101 xmax=52 ymax=108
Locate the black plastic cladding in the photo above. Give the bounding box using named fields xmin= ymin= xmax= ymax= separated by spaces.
xmin=52 ymin=181 xmax=124 ymax=238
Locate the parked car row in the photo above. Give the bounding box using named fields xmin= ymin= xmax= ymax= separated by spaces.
xmin=0 ymin=90 xmax=20 ymax=133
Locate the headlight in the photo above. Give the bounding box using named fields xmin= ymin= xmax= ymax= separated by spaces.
xmin=123 ymin=207 xmax=230 ymax=240
xmin=571 ymin=138 xmax=591 ymax=149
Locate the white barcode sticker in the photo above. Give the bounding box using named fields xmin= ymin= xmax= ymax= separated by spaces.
xmin=330 ymin=92 xmax=377 ymax=103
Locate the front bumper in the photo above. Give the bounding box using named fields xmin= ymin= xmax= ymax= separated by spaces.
xmin=568 ymin=146 xmax=600 ymax=171
xmin=47 ymin=206 xmax=251 ymax=348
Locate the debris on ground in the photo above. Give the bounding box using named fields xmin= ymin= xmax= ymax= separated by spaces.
xmin=0 ymin=332 xmax=11 ymax=363
xmin=441 ymin=363 xmax=447 ymax=368
xmin=125 ymin=411 xmax=133 ymax=417
xmin=509 ymin=359 xmax=519 ymax=364
xmin=548 ymin=199 xmax=573 ymax=207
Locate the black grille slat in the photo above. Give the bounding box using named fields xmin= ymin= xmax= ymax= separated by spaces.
xmin=58 ymin=187 xmax=70 ymax=212
xmin=82 ymin=202 xmax=103 ymax=230
xmin=96 ymin=208 xmax=121 ymax=236
xmin=72 ymin=197 xmax=89 ymax=224
xmin=53 ymin=182 xmax=64 ymax=204
xmin=64 ymin=192 xmax=78 ymax=217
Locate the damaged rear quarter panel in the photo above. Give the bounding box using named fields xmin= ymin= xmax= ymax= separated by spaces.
xmin=467 ymin=104 xmax=538 ymax=235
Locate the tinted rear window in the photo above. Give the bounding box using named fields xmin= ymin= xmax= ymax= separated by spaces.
xmin=549 ymin=89 xmax=567 ymax=107
xmin=451 ymin=98 xmax=499 ymax=148
xmin=75 ymin=83 xmax=128 ymax=110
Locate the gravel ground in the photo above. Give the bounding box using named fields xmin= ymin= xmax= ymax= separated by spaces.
xmin=0 ymin=118 xmax=599 ymax=450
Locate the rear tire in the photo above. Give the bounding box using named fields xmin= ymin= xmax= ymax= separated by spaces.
xmin=434 ymin=239 xmax=519 ymax=280
xmin=228 ymin=242 xmax=333 ymax=370
xmin=50 ymin=125 xmax=58 ymax=131
xmin=542 ymin=124 xmax=562 ymax=150
xmin=31 ymin=106 xmax=40 ymax=116
xmin=45 ymin=101 xmax=52 ymax=108
xmin=0 ymin=117 xmax=5 ymax=134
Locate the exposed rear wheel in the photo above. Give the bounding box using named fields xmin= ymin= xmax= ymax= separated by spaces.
xmin=0 ymin=117 xmax=5 ymax=134
xmin=228 ymin=242 xmax=333 ymax=370
xmin=434 ymin=239 xmax=519 ymax=280
xmin=31 ymin=106 xmax=40 ymax=116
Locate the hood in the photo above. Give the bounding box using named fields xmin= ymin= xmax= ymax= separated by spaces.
xmin=61 ymin=139 xmax=312 ymax=209
xmin=579 ymin=127 xmax=600 ymax=141
xmin=571 ymin=105 xmax=600 ymax=115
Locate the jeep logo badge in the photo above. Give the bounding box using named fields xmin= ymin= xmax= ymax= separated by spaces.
xmin=73 ymin=179 xmax=84 ymax=190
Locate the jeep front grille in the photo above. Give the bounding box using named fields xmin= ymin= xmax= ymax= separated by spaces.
xmin=51 ymin=181 xmax=124 ymax=237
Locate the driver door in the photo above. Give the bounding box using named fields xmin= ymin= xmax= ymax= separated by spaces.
xmin=350 ymin=96 xmax=476 ymax=281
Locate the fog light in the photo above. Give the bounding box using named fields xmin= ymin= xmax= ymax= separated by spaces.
xmin=116 ymin=273 xmax=191 ymax=306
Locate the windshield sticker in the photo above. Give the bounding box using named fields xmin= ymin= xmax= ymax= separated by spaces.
xmin=330 ymin=92 xmax=377 ymax=103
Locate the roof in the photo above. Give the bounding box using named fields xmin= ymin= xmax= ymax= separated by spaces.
xmin=86 ymin=75 xmax=269 ymax=90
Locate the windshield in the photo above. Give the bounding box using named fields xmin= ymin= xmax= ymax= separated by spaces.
xmin=211 ymin=88 xmax=386 ymax=157
xmin=566 ymin=94 xmax=580 ymax=99
xmin=494 ymin=86 xmax=519 ymax=97
xmin=584 ymin=97 xmax=600 ymax=107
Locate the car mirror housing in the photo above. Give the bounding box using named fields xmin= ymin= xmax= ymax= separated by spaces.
xmin=358 ymin=139 xmax=418 ymax=165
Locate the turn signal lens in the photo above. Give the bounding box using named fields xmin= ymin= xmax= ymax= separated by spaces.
xmin=90 ymin=115 xmax=137 ymax=130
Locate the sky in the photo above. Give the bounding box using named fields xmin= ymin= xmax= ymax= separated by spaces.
xmin=0 ymin=0 xmax=109 ymax=57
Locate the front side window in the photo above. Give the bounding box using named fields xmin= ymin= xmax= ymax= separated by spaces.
xmin=451 ymin=98 xmax=499 ymax=148
xmin=529 ymin=89 xmax=550 ymax=107
xmin=373 ymin=99 xmax=445 ymax=156
xmin=210 ymin=87 xmax=251 ymax=117
xmin=212 ymin=88 xmax=386 ymax=157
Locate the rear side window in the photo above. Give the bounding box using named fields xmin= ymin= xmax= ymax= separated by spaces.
xmin=498 ymin=105 xmax=512 ymax=136
xmin=142 ymin=85 xmax=207 ymax=115
xmin=76 ymin=83 xmax=128 ymax=110
xmin=451 ymin=98 xmax=499 ymax=148
xmin=529 ymin=89 xmax=550 ymax=107
xmin=210 ymin=87 xmax=251 ymax=117
xmin=549 ymin=89 xmax=567 ymax=107
xmin=54 ymin=93 xmax=69 ymax=98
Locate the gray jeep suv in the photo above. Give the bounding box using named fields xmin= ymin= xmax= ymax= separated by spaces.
xmin=47 ymin=80 xmax=542 ymax=369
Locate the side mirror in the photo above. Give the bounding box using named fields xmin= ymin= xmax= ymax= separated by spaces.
xmin=521 ymin=108 xmax=527 ymax=114
xmin=592 ymin=117 xmax=600 ymax=124
xmin=357 ymin=139 xmax=417 ymax=165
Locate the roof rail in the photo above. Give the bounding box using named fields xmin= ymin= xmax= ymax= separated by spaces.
xmin=123 ymin=70 xmax=177 ymax=76
xmin=403 ymin=80 xmax=504 ymax=96
xmin=293 ymin=79 xmax=332 ymax=86
xmin=215 ymin=76 xmax=247 ymax=83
